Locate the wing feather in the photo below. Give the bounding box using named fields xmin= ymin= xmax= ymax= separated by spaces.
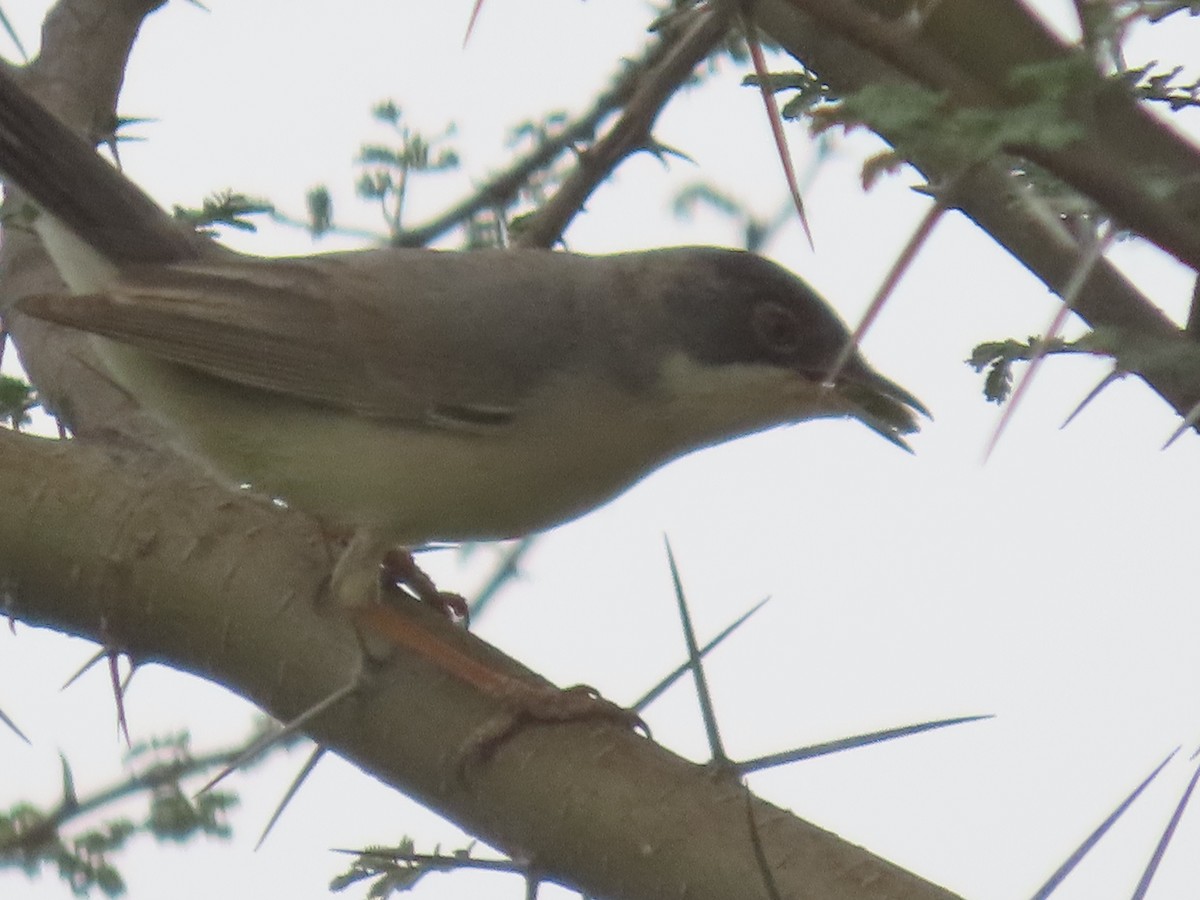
xmin=17 ymin=248 xmax=647 ymax=425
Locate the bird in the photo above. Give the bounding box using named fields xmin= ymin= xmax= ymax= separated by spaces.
xmin=0 ymin=61 xmax=924 ymax=715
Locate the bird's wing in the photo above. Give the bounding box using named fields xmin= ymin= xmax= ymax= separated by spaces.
xmin=18 ymin=249 xmax=618 ymax=427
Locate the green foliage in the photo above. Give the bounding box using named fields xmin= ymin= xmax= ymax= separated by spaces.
xmin=1121 ymin=62 xmax=1200 ymax=110
xmin=355 ymin=102 xmax=459 ymax=236
xmin=0 ymin=733 xmax=238 ymax=897
xmin=306 ymin=184 xmax=334 ymax=237
xmin=2 ymin=801 xmax=136 ymax=897
xmin=742 ymin=68 xmax=831 ymax=119
xmin=968 ymin=328 xmax=1200 ymax=404
xmin=146 ymin=785 xmax=232 ymax=843
xmin=967 ymin=338 xmax=1039 ymax=404
xmin=822 ymin=57 xmax=1094 ymax=168
xmin=173 ymin=191 xmax=274 ymax=235
xmin=330 ymin=838 xmax=476 ymax=898
xmin=0 ymin=375 xmax=35 ymax=428
xmin=1118 ymin=0 xmax=1200 ymax=25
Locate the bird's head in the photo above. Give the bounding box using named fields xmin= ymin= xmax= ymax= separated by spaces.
xmin=648 ymin=248 xmax=926 ymax=450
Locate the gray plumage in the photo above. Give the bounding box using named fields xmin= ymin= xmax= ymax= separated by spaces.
xmin=0 ymin=63 xmax=924 ymax=546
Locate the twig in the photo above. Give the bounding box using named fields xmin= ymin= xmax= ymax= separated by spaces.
xmin=514 ymin=4 xmax=734 ymax=249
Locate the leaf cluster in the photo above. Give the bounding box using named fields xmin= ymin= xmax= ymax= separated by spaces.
xmin=1121 ymin=62 xmax=1200 ymax=110
xmin=815 ymin=56 xmax=1095 ymax=171
xmin=172 ymin=191 xmax=275 ymax=235
xmin=742 ymin=68 xmax=832 ymax=120
xmin=0 ymin=733 xmax=237 ymax=897
xmin=330 ymin=838 xmax=475 ymax=899
xmin=969 ymin=327 xmax=1200 ymax=405
xmin=0 ymin=374 xmax=35 ymax=428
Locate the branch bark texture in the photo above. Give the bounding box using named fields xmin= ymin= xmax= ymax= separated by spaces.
xmin=0 ymin=1 xmax=964 ymax=898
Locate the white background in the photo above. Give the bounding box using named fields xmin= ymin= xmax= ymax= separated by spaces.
xmin=3 ymin=2 xmax=1200 ymax=898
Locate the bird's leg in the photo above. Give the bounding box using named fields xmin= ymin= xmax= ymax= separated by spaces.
xmin=329 ymin=530 xmax=390 ymax=611
xmin=380 ymin=547 xmax=469 ymax=625
xmin=330 ymin=532 xmax=467 ymax=623
xmin=330 ymin=530 xmax=643 ymax=762
xmin=352 ymin=599 xmax=645 ymax=770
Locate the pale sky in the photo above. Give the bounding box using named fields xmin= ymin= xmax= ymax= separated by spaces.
xmin=3 ymin=2 xmax=1200 ymax=899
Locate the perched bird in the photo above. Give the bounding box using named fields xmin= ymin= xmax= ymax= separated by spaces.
xmin=0 ymin=62 xmax=923 ymax=698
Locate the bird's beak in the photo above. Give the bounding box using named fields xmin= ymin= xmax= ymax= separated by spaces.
xmin=828 ymin=362 xmax=929 ymax=452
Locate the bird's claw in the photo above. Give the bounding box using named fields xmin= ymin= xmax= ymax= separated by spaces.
xmin=453 ymin=683 xmax=647 ymax=778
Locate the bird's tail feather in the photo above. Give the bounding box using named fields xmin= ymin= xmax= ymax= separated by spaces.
xmin=0 ymin=63 xmax=197 ymax=266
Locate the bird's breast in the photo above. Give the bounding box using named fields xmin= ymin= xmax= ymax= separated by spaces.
xmin=100 ymin=346 xmax=690 ymax=545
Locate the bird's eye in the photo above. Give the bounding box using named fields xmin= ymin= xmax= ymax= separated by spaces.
xmin=751 ymin=301 xmax=803 ymax=355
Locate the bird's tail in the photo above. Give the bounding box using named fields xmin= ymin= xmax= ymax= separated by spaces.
xmin=0 ymin=63 xmax=197 ymax=266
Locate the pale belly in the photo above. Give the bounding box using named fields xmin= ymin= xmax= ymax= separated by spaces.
xmin=97 ymin=341 xmax=675 ymax=544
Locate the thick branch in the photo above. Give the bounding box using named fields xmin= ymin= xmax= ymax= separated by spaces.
xmin=756 ymin=0 xmax=1200 ymax=422
xmin=0 ymin=1 xmax=964 ymax=898
xmin=0 ymin=429 xmax=962 ymax=900
xmin=773 ymin=0 xmax=1200 ymax=271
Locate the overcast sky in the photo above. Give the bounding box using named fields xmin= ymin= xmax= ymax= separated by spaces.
xmin=4 ymin=2 xmax=1200 ymax=899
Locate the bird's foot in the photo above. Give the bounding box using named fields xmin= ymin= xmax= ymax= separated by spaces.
xmin=381 ymin=547 xmax=469 ymax=626
xmin=456 ymin=683 xmax=647 ymax=775
xmin=330 ymin=531 xmax=467 ymax=625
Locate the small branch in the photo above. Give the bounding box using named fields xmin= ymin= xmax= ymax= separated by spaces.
xmin=774 ymin=0 xmax=1200 ymax=270
xmin=394 ymin=6 xmax=730 ymax=248
xmin=756 ymin=0 xmax=1200 ymax=427
xmin=0 ymin=732 xmax=257 ymax=857
xmin=514 ymin=4 xmax=734 ymax=249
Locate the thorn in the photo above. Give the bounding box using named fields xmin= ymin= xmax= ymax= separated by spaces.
xmin=0 ymin=8 xmax=30 ymax=62
xmin=826 ymin=195 xmax=950 ymax=386
xmin=59 ymin=752 xmax=78 ymax=808
xmin=635 ymin=597 xmax=770 ymax=711
xmin=1162 ymin=398 xmax=1200 ymax=449
xmin=470 ymin=536 xmax=535 ymax=620
xmin=462 ymin=0 xmax=486 ymax=46
xmin=1029 ymin=747 xmax=1178 ymax=900
xmin=741 ymin=15 xmax=813 ymax=248
xmin=1130 ymin=753 xmax=1200 ymax=898
xmin=0 ymin=706 xmax=30 ymax=744
xmin=197 ymin=675 xmax=361 ymax=796
xmin=1184 ymin=272 xmax=1200 ymax=339
xmin=61 ymin=648 xmax=108 ymax=691
xmin=1061 ymin=369 xmax=1123 ymax=429
xmin=983 ymin=224 xmax=1114 ymax=462
xmin=63 ymin=642 xmax=136 ymax=743
xmin=255 ymin=745 xmax=326 ymax=850
xmin=108 ymin=650 xmax=131 ymax=746
xmin=663 ymin=536 xmax=728 ymax=767
xmin=734 ymin=714 xmax=993 ymax=774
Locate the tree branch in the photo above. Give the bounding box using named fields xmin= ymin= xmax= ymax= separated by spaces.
xmin=514 ymin=3 xmax=734 ymax=249
xmin=0 ymin=426 xmax=962 ymax=900
xmin=393 ymin=6 xmax=726 ymax=249
xmin=772 ymin=0 xmax=1200 ymax=270
xmin=0 ymin=2 xmax=963 ymax=897
xmin=755 ymin=0 xmax=1200 ymax=424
